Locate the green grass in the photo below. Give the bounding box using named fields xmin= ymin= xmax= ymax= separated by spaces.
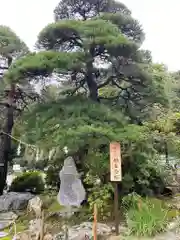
xmin=1 ymin=237 xmax=11 ymax=240
xmin=48 ymin=199 xmax=62 ymax=212
xmin=125 ymin=197 xmax=168 ymax=237
xmin=39 ymin=192 xmax=63 ymax=213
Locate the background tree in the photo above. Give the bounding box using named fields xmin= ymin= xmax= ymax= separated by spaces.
xmin=0 ymin=27 xmax=42 ymax=194
xmin=0 ymin=26 xmax=30 ymax=194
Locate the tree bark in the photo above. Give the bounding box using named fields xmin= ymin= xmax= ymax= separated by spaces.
xmin=0 ymin=101 xmax=14 ymax=194
xmin=0 ymin=56 xmax=15 ymax=195
xmin=86 ymin=60 xmax=99 ymax=102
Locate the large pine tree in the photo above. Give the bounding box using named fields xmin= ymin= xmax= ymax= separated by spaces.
xmin=4 ymin=0 xmax=171 ymax=195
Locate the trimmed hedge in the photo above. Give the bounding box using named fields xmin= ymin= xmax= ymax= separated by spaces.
xmin=9 ymin=171 xmax=45 ymax=194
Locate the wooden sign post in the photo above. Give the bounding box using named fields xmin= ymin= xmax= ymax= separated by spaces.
xmin=110 ymin=142 xmax=122 ymax=236
xmin=93 ymin=203 xmax=97 ymax=240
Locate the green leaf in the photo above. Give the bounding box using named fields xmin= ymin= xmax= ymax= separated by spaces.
xmin=98 ymin=13 xmax=144 ymax=44
xmin=5 ymin=51 xmax=85 ymax=84
xmin=37 ymin=18 xmax=135 ymax=52
xmin=0 ymin=25 xmax=29 ymax=56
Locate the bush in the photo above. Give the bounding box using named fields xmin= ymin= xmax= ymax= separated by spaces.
xmin=84 ymin=172 xmax=114 ymax=220
xmin=45 ymin=166 xmax=60 ymax=190
xmin=125 ymin=197 xmax=168 ymax=236
xmin=121 ymin=155 xmax=169 ymax=196
xmin=9 ymin=171 xmax=45 ymax=194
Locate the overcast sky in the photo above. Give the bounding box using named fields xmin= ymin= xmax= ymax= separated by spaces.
xmin=0 ymin=0 xmax=178 ymax=71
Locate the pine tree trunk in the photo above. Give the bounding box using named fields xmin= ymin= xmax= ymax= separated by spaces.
xmin=0 ymin=84 xmax=15 ymax=195
xmin=86 ymin=60 xmax=99 ymax=102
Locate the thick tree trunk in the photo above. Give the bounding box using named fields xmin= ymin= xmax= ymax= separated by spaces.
xmin=0 ymin=83 xmax=15 ymax=195
xmin=86 ymin=60 xmax=99 ymax=102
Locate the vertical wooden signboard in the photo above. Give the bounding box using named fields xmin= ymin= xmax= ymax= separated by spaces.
xmin=110 ymin=142 xmax=122 ymax=182
xmin=110 ymin=142 xmax=122 ymax=236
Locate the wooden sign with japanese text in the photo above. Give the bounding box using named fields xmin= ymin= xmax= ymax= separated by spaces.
xmin=110 ymin=142 xmax=122 ymax=182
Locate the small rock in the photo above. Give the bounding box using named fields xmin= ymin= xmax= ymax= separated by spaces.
xmin=155 ymin=231 xmax=178 ymax=240
xmin=29 ymin=218 xmax=42 ymax=233
xmin=0 ymin=211 xmax=17 ymax=220
xmin=108 ymin=236 xmax=121 ymax=240
xmin=168 ymin=195 xmax=180 ymax=210
xmin=15 ymin=230 xmax=34 ymax=240
xmin=0 ymin=221 xmax=12 ymax=230
xmin=0 ymin=212 xmax=18 ymax=230
xmin=27 ymin=196 xmax=42 ymax=218
xmin=71 ymin=231 xmax=89 ymax=240
xmin=0 ymin=232 xmax=9 ymax=238
xmin=167 ymin=220 xmax=179 ymax=231
xmin=43 ymin=233 xmax=54 ymax=240
xmin=55 ymin=222 xmax=112 ymax=240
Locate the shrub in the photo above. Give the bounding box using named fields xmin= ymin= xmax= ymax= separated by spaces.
xmin=9 ymin=171 xmax=45 ymax=194
xmin=125 ymin=197 xmax=168 ymax=236
xmin=84 ymin=172 xmax=114 ymax=220
xmin=45 ymin=166 xmax=60 ymax=190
